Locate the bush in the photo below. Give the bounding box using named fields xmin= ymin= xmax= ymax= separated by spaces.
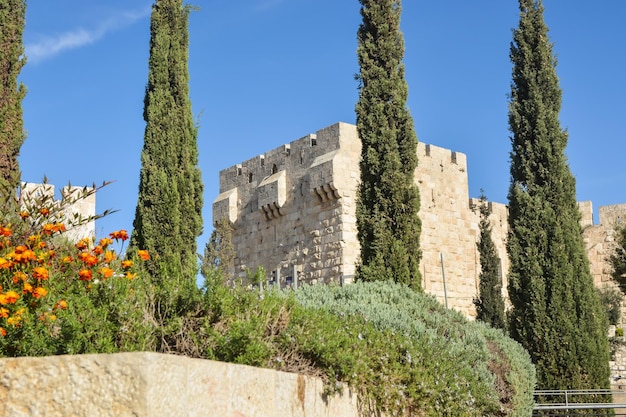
xmin=290 ymin=282 xmax=535 ymax=416
xmin=599 ymin=287 xmax=623 ymax=326
xmin=1 ymin=187 xmax=535 ymax=416
xmin=0 ymin=186 xmax=151 ymax=356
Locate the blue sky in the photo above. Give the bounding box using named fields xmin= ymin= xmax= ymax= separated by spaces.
xmin=19 ymin=1 xmax=626 ymax=255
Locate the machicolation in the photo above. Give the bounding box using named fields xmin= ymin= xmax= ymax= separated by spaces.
xmin=213 ymin=122 xmax=626 ymax=318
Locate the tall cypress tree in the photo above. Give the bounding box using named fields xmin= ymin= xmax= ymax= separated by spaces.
xmin=474 ymin=193 xmax=505 ymax=330
xmin=130 ymin=0 xmax=203 ymax=284
xmin=355 ymin=0 xmax=422 ymax=289
xmin=0 ymin=0 xmax=27 ymax=198
xmin=507 ymin=0 xmax=611 ymax=395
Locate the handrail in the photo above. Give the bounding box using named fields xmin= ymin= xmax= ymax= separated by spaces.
xmin=533 ymin=389 xmax=626 ymax=413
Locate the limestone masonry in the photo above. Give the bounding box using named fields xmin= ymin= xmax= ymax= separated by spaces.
xmin=0 ymin=352 xmax=366 ymax=417
xmin=19 ymin=182 xmax=96 ymax=242
xmin=213 ymin=122 xmax=626 ymax=317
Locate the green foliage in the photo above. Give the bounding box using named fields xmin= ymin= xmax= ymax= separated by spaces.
xmin=0 ymin=185 xmax=151 ymax=357
xmin=610 ymin=226 xmax=626 ymax=294
xmin=130 ymin=0 xmax=203 ymax=286
xmin=474 ymin=192 xmax=506 ymax=330
xmin=0 ymin=0 xmax=27 ymax=198
xmin=292 ymin=282 xmax=535 ymax=416
xmin=598 ymin=287 xmax=623 ymax=326
xmin=354 ymin=0 xmax=422 ymax=289
xmin=617 ymin=328 xmax=624 ymax=338
xmin=201 ymin=217 xmax=234 ymax=286
xmin=1 ymin=188 xmax=534 ymax=417
xmin=506 ymin=0 xmax=612 ymax=397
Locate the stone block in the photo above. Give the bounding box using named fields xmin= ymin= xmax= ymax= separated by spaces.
xmin=0 ymin=353 xmax=371 ymax=417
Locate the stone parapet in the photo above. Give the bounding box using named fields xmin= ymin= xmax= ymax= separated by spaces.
xmin=0 ymin=352 xmax=366 ymax=417
xmin=213 ymin=121 xmax=626 ymax=319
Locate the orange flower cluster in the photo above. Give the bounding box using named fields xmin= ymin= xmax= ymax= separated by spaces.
xmin=0 ymin=221 xmax=148 ymax=337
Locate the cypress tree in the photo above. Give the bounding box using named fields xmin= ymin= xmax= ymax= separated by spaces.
xmin=507 ymin=0 xmax=611 ymax=395
xmin=130 ymin=0 xmax=203 ymax=285
xmin=610 ymin=226 xmax=626 ymax=294
xmin=201 ymin=217 xmax=235 ymax=287
xmin=0 ymin=0 xmax=27 ymax=198
xmin=473 ymin=192 xmax=505 ymax=330
xmin=355 ymin=0 xmax=422 ymax=289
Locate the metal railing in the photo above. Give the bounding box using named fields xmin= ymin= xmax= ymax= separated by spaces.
xmin=533 ymin=389 xmax=626 ymax=416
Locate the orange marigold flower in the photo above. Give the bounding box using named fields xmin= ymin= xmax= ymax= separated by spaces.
xmin=3 ymin=291 xmax=20 ymax=304
xmin=55 ymin=300 xmax=68 ymax=310
xmin=12 ymin=271 xmax=27 ymax=284
xmin=62 ymin=256 xmax=73 ymax=263
xmin=0 ymin=327 xmax=6 ymax=337
xmin=38 ymin=241 xmax=47 ymax=249
xmin=78 ymin=269 xmax=93 ymax=281
xmin=39 ymin=207 xmax=50 ymax=216
xmin=32 ymin=287 xmax=48 ymax=299
xmin=99 ymin=237 xmax=113 ymax=247
xmin=22 ymin=282 xmax=33 ymax=294
xmin=0 ymin=307 xmax=9 ymax=318
xmin=121 ymin=260 xmax=133 ymax=269
xmin=92 ymin=245 xmax=103 ymax=255
xmin=0 ymin=258 xmax=12 ymax=269
xmin=19 ymin=211 xmax=29 ymax=219
xmin=78 ymin=252 xmax=98 ymax=267
xmin=9 ymin=247 xmax=36 ymax=264
xmin=75 ymin=238 xmax=90 ymax=250
xmin=7 ymin=316 xmax=21 ymax=327
xmin=103 ymin=251 xmax=116 ymax=263
xmin=32 ymin=266 xmax=49 ymax=280
xmin=125 ymin=272 xmax=137 ymax=280
xmin=99 ymin=267 xmax=114 ymax=279
xmin=0 ymin=226 xmax=11 ymax=237
xmin=110 ymin=230 xmax=129 ymax=241
xmin=137 ymin=250 xmax=150 ymax=261
xmin=48 ymin=314 xmax=57 ymax=321
xmin=42 ymin=224 xmax=56 ymax=235
xmin=25 ymin=249 xmax=37 ymax=262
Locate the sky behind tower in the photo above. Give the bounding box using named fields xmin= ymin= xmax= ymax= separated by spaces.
xmin=19 ymin=0 xmax=626 ymax=254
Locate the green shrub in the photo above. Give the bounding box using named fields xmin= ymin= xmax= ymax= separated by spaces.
xmin=1 ymin=190 xmax=535 ymax=416
xmin=0 ymin=187 xmax=151 ymax=357
xmin=289 ymin=282 xmax=535 ymax=416
xmin=599 ymin=287 xmax=623 ymax=326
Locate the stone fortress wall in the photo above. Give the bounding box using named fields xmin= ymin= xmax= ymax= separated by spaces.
xmin=214 ymin=122 xmax=626 ymax=318
xmin=19 ymin=182 xmax=96 ymax=242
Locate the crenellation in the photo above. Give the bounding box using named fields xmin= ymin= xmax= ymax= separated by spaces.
xmin=214 ymin=122 xmax=622 ymax=318
xmin=600 ymin=204 xmax=626 ymax=228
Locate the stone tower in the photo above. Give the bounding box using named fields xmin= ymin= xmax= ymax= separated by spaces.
xmin=213 ymin=122 xmax=623 ymax=317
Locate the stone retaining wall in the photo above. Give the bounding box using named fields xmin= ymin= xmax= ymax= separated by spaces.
xmin=0 ymin=352 xmax=366 ymax=417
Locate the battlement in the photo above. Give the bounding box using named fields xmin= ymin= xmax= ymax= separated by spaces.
xmin=213 ymin=121 xmax=621 ymax=317
xmin=19 ymin=182 xmax=96 ymax=242
xmin=599 ymin=204 xmax=626 ymax=228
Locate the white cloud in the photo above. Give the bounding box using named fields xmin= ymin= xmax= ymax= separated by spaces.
xmin=25 ymin=6 xmax=151 ymax=64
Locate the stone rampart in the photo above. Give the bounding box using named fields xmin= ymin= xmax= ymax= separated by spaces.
xmin=214 ymin=122 xmax=624 ymax=318
xmin=0 ymin=352 xmax=366 ymax=417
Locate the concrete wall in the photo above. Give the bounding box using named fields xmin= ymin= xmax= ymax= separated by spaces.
xmin=0 ymin=352 xmax=367 ymax=417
